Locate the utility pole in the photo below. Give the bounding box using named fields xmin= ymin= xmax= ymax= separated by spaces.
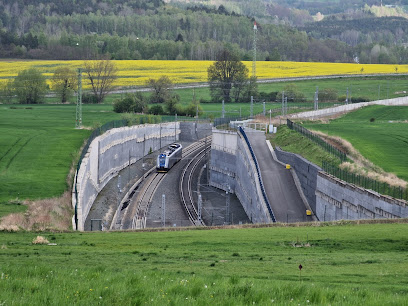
xmin=198 ymin=194 xmax=202 ymax=223
xmin=281 ymin=91 xmax=285 ymax=116
xmin=75 ymin=68 xmax=82 ymax=129
xmin=252 ymin=21 xmax=258 ymax=78
xmin=162 ymin=194 xmax=166 ymax=228
xmin=222 ymin=100 xmax=225 ymax=118
xmin=250 ymin=96 xmax=254 ymax=118
xmin=225 ymin=188 xmax=230 ymax=224
xmin=159 ymin=123 xmax=162 ymax=149
xmin=346 ymin=87 xmax=349 ymax=105
xmin=263 ymin=101 xmax=265 ymax=116
xmin=314 ymin=86 xmax=319 ymax=111
xmin=174 ymin=113 xmax=177 ymax=142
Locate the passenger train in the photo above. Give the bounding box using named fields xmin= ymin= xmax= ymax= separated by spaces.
xmin=156 ymin=143 xmax=182 ymax=172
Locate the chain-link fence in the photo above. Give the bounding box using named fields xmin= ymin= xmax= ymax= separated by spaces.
xmin=322 ymin=161 xmax=408 ymax=201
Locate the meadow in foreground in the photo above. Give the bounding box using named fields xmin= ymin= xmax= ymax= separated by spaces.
xmin=1 ymin=221 xmax=408 ymax=305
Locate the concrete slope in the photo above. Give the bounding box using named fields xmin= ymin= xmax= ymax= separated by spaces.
xmin=245 ymin=129 xmax=307 ymax=223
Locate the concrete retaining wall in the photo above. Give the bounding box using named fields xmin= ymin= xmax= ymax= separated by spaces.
xmin=209 ymin=129 xmax=271 ymax=223
xmin=316 ymin=172 xmax=408 ymax=221
xmin=209 ymin=130 xmax=237 ymax=192
xmin=274 ymin=147 xmax=321 ymax=213
xmin=273 ymin=147 xmax=408 ymax=221
xmin=289 ymin=97 xmax=408 ymax=119
xmin=180 ymin=122 xmax=212 ymax=141
xmin=73 ymin=122 xmax=179 ymax=231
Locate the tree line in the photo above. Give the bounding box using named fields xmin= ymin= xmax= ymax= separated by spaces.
xmin=0 ymin=0 xmax=355 ymax=62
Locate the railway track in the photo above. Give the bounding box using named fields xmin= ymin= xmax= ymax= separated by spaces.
xmin=123 ymin=136 xmax=212 ymax=230
xmin=130 ymin=172 xmax=166 ymax=229
xmin=180 ymin=136 xmax=211 ymax=226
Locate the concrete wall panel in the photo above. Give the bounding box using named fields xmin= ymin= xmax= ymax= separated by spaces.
xmin=316 ymin=172 xmax=408 ymax=221
xmin=209 ymin=129 xmax=272 ymax=224
xmin=74 ymin=122 xmax=180 ymax=231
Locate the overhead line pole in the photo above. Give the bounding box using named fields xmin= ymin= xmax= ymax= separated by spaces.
xmin=75 ymin=68 xmax=82 ymax=129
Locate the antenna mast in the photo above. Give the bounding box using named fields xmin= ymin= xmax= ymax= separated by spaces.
xmin=252 ymin=21 xmax=257 ymax=78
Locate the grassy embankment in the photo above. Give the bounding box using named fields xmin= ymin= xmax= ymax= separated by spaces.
xmin=1 ymin=221 xmax=408 ymax=304
xmin=0 ymin=104 xmax=122 ymax=215
xmin=302 ymin=105 xmax=408 ymax=182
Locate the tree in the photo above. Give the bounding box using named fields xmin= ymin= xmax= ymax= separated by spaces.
xmin=207 ymin=49 xmax=249 ymax=103
xmin=51 ymin=67 xmax=77 ymax=103
xmin=147 ymin=75 xmax=173 ymax=104
xmin=165 ymin=94 xmax=181 ymax=115
xmin=241 ymin=76 xmax=258 ymax=102
xmin=13 ymin=68 xmax=47 ymax=104
xmin=0 ymin=80 xmax=15 ymax=104
xmin=84 ymin=58 xmax=117 ymax=103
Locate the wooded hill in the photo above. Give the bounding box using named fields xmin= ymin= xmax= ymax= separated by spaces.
xmin=0 ymin=0 xmax=352 ymax=62
xmin=2 ymin=0 xmax=408 ymax=63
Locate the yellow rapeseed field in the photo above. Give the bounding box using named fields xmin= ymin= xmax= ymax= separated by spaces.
xmin=0 ymin=60 xmax=407 ymax=89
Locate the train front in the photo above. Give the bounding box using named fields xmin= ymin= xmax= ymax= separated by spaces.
xmin=157 ymin=153 xmax=168 ymax=172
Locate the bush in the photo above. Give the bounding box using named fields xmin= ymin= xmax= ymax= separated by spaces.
xmin=338 ymin=95 xmax=370 ymax=103
xmin=351 ymin=96 xmax=370 ymax=103
xmin=113 ymin=97 xmax=133 ymax=113
xmin=276 ymin=84 xmax=306 ymax=102
xmin=319 ymin=88 xmax=338 ymax=102
xmin=82 ymin=93 xmax=99 ymax=104
xmin=113 ymin=93 xmax=147 ymax=113
xmin=184 ymin=102 xmax=203 ymax=117
xmin=338 ymin=95 xmax=347 ymax=102
xmin=258 ymin=91 xmax=278 ymax=102
xmin=148 ymin=104 xmax=165 ymax=115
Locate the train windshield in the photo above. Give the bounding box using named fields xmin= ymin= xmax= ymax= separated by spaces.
xmin=159 ymin=154 xmax=166 ymax=167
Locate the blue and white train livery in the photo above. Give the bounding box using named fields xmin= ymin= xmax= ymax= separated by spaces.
xmin=156 ymin=143 xmax=182 ymax=172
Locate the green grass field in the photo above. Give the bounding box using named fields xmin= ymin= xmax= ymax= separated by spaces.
xmin=302 ymin=105 xmax=408 ymax=182
xmin=1 ymin=221 xmax=408 ymax=304
xmin=156 ymin=75 xmax=408 ymax=106
xmin=0 ymin=104 xmax=122 ymax=206
xmin=268 ymin=125 xmax=342 ymax=167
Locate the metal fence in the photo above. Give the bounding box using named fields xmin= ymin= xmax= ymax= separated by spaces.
xmin=213 ymin=115 xmax=245 ymax=127
xmin=322 ymin=161 xmax=408 ymax=201
xmin=287 ymin=119 xmax=347 ymax=162
xmin=238 ymin=126 xmax=276 ymax=222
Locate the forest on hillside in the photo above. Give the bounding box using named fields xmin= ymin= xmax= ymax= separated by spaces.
xmin=1 ymin=0 xmax=408 ymax=63
xmin=0 ymin=0 xmax=353 ymax=62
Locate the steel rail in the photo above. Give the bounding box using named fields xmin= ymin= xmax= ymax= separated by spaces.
xmin=179 ymin=140 xmax=211 ymax=226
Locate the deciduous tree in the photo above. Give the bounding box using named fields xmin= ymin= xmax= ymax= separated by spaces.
xmin=51 ymin=67 xmax=77 ymax=103
xmin=13 ymin=68 xmax=47 ymax=104
xmin=147 ymin=75 xmax=173 ymax=104
xmin=207 ymin=49 xmax=249 ymax=103
xmin=84 ymin=58 xmax=117 ymax=103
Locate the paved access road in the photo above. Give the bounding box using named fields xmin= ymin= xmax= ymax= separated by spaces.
xmin=245 ymin=129 xmax=307 ymax=223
